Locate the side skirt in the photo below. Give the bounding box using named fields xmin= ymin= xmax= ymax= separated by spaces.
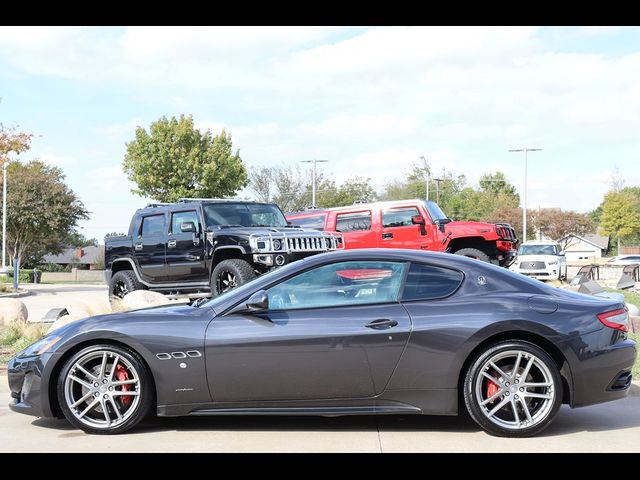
xmin=188 ymin=406 xmax=422 ymax=417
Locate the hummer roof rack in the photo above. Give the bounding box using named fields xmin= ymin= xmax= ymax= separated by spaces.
xmin=145 ymin=202 xmax=173 ymax=208
xmin=177 ymin=198 xmax=234 ymax=203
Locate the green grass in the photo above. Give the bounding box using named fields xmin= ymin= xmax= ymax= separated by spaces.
xmin=630 ymin=333 xmax=640 ymax=379
xmin=0 ymin=324 xmax=48 ymax=366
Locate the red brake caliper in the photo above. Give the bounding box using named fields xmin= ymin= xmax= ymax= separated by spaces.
xmin=115 ymin=363 xmax=132 ymax=407
xmin=486 ymin=374 xmax=499 ymax=400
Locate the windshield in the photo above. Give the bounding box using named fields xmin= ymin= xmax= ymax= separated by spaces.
xmin=518 ymin=244 xmax=558 ymax=256
xmin=424 ymin=201 xmax=449 ymax=221
xmin=203 ymin=203 xmax=287 ymax=228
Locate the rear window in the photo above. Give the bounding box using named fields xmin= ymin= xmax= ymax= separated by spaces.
xmin=336 ymin=211 xmax=372 ymax=232
xmin=401 ymin=263 xmax=463 ymax=301
xmin=290 ymin=214 xmax=326 ymax=231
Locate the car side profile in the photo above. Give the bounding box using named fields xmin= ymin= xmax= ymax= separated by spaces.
xmin=607 ymin=255 xmax=640 ymax=266
xmin=8 ymin=249 xmax=636 ymax=437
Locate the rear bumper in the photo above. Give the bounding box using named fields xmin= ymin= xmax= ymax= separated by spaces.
xmin=570 ymin=335 xmax=637 ymax=408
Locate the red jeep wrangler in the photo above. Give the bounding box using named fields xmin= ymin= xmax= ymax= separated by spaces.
xmin=286 ymin=199 xmax=518 ymax=267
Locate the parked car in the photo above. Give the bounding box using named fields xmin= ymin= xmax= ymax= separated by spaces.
xmin=9 ymin=249 xmax=635 ymax=437
xmin=511 ymin=241 xmax=567 ymax=280
xmin=287 ymin=199 xmax=518 ymax=267
xmin=607 ymin=255 xmax=640 ymax=266
xmin=104 ymin=199 xmax=342 ymax=300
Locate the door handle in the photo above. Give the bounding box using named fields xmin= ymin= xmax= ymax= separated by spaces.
xmin=382 ymin=233 xmax=394 ymax=240
xmin=187 ymin=255 xmax=200 ymax=261
xmin=167 ymin=240 xmax=177 ymax=248
xmin=134 ymin=243 xmax=143 ymax=251
xmin=365 ymin=318 xmax=398 ymax=329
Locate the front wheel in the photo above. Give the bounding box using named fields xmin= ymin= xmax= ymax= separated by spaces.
xmin=211 ymin=259 xmax=257 ymax=296
xmin=109 ymin=270 xmax=144 ymax=304
xmin=454 ymin=248 xmax=490 ymax=262
xmin=57 ymin=344 xmax=154 ymax=434
xmin=463 ymin=341 xmax=562 ymax=437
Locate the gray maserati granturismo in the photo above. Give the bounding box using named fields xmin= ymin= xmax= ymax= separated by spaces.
xmin=8 ymin=249 xmax=636 ymax=437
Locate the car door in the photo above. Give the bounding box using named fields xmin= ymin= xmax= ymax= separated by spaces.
xmin=135 ymin=213 xmax=167 ymax=282
xmin=379 ymin=206 xmax=431 ymax=250
xmin=205 ymin=260 xmax=412 ymax=402
xmin=165 ymin=209 xmax=208 ymax=281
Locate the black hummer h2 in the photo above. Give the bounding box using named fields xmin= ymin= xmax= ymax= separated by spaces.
xmin=104 ymin=199 xmax=343 ymax=301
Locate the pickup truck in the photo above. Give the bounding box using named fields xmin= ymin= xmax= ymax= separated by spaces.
xmin=287 ymin=199 xmax=517 ymax=267
xmin=105 ymin=199 xmax=342 ymax=301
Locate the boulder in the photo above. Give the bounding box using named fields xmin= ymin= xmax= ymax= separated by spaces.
xmin=47 ymin=312 xmax=90 ymax=334
xmin=0 ymin=298 xmax=28 ymax=325
xmin=121 ymin=290 xmax=171 ymax=310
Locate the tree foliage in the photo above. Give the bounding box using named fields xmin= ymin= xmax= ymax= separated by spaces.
xmin=123 ymin=115 xmax=248 ymax=203
xmin=599 ymin=189 xmax=640 ymax=244
xmin=529 ymin=209 xmax=595 ymax=249
xmin=3 ymin=161 xmax=89 ymax=266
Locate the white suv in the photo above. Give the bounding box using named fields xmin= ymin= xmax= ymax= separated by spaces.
xmin=511 ymin=241 xmax=567 ymax=280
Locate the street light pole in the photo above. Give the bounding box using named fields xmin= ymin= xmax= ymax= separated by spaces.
xmin=1 ymin=160 xmax=7 ymax=273
xmin=508 ymin=147 xmax=542 ymax=242
xmin=300 ymin=159 xmax=329 ymax=208
xmin=419 ymin=156 xmax=429 ymax=201
xmin=433 ymin=178 xmax=444 ymax=204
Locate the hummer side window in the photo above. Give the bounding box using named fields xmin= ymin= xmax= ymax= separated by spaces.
xmin=382 ymin=208 xmax=420 ymax=228
xmin=171 ymin=211 xmax=199 ymax=233
xmin=336 ymin=211 xmax=371 ymax=232
xmin=140 ymin=215 xmax=164 ymax=237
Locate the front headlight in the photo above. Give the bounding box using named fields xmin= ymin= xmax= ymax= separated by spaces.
xmin=272 ymin=239 xmax=282 ymax=250
xmin=18 ymin=335 xmax=62 ymax=357
xmin=547 ymin=260 xmax=558 ymax=265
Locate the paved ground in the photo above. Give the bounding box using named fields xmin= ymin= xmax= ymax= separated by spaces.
xmin=18 ymin=284 xmax=109 ymax=324
xmin=1 ymin=376 xmax=638 ymax=452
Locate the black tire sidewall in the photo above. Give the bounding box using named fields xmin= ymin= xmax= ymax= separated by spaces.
xmin=463 ymin=340 xmax=563 ymax=438
xmin=110 ymin=270 xmax=143 ymax=299
xmin=454 ymin=248 xmax=491 ymax=262
xmin=211 ymin=259 xmax=256 ymax=295
xmin=57 ymin=344 xmax=154 ymax=435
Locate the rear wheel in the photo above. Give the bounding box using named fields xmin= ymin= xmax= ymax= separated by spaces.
xmin=109 ymin=270 xmax=144 ymax=303
xmin=57 ymin=344 xmax=154 ymax=434
xmin=211 ymin=259 xmax=257 ymax=296
xmin=454 ymin=248 xmax=490 ymax=262
xmin=463 ymin=341 xmax=562 ymax=437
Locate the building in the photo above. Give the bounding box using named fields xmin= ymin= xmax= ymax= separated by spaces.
xmin=42 ymin=245 xmax=104 ymax=270
xmin=558 ymin=233 xmax=609 ymax=262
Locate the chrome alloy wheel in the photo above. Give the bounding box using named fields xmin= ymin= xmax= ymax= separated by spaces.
xmin=217 ymin=270 xmax=238 ymax=293
xmin=474 ymin=350 xmax=555 ymax=430
xmin=63 ymin=350 xmax=141 ymax=430
xmin=112 ymin=280 xmax=129 ymax=299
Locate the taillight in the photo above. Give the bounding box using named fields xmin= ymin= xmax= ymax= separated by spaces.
xmin=597 ymin=308 xmax=629 ymax=332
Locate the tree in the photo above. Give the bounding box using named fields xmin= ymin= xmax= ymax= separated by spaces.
xmin=3 ymin=161 xmax=89 ymax=267
xmin=0 ymin=125 xmax=32 ymax=163
xmin=60 ymin=230 xmax=98 ymax=248
xmin=483 ymin=207 xmax=535 ymax=242
xmin=599 ymin=189 xmax=640 ymax=252
xmin=123 ymin=115 xmax=248 ymax=202
xmin=248 ymin=166 xmax=274 ymax=203
xmin=529 ymin=208 xmax=594 ymax=250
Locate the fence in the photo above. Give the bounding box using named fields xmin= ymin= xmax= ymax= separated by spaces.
xmin=620 ymin=246 xmax=640 ymax=254
xmin=41 ymin=269 xmax=105 ymax=283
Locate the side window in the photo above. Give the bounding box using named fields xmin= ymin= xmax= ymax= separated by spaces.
xmin=266 ymin=261 xmax=406 ymax=310
xmin=171 ymin=211 xmax=200 ymax=234
xmin=336 ymin=211 xmax=371 ymax=232
xmin=401 ymin=263 xmax=463 ymax=301
xmin=291 ymin=215 xmax=327 ymax=231
xmin=140 ymin=215 xmax=165 ymax=237
xmin=382 ymin=207 xmax=420 ymax=228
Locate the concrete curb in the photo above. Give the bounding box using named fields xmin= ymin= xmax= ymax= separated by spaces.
xmin=0 ymin=290 xmax=31 ymax=299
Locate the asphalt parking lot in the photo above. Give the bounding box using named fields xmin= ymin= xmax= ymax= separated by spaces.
xmin=1 ymin=376 xmax=638 ymax=452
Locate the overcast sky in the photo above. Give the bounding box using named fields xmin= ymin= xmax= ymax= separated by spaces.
xmin=1 ymin=26 xmax=639 ymax=240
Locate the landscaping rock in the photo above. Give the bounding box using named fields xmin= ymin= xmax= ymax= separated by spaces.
xmin=0 ymin=298 xmax=28 ymax=325
xmin=47 ymin=312 xmax=90 ymax=334
xmin=121 ymin=290 xmax=171 ymax=310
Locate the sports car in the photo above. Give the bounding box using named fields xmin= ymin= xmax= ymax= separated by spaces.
xmin=8 ymin=249 xmax=637 ymax=437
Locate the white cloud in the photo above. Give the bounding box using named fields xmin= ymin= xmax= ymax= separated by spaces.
xmin=92 ymin=117 xmax=145 ymax=141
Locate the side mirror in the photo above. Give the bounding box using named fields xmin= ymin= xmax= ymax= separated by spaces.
xmin=246 ymin=290 xmax=269 ymax=312
xmin=558 ymin=251 xmax=566 ymax=256
xmin=180 ymin=221 xmax=196 ymax=233
xmin=411 ymin=215 xmax=426 ymax=225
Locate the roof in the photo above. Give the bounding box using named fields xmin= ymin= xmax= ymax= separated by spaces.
xmin=288 ymin=199 xmax=425 ymax=217
xmin=559 ymin=233 xmax=609 ymax=250
xmin=42 ymin=245 xmax=103 ymax=265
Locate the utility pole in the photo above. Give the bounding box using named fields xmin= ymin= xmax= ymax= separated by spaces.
xmin=419 ymin=156 xmax=430 ymax=201
xmin=508 ymin=148 xmax=542 ymax=242
xmin=433 ymin=178 xmax=444 ymax=204
xmin=300 ymin=159 xmax=328 ymax=208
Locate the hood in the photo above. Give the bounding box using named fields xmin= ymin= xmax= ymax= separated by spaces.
xmin=445 ymin=221 xmax=497 ymax=236
xmin=210 ymin=226 xmax=309 ymax=237
xmin=517 ymin=254 xmax=561 ymax=263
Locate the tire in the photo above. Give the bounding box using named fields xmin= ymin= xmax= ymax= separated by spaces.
xmin=211 ymin=259 xmax=257 ymax=296
xmin=463 ymin=340 xmax=562 ymax=438
xmin=454 ymin=248 xmax=491 ymax=262
xmin=57 ymin=344 xmax=154 ymax=435
xmin=109 ymin=270 xmax=144 ymax=302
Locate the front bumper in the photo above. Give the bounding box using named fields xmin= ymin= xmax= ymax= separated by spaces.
xmin=570 ymin=334 xmax=637 ymax=408
xmin=515 ymin=267 xmax=561 ymax=280
xmin=7 ymin=354 xmax=56 ymax=418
